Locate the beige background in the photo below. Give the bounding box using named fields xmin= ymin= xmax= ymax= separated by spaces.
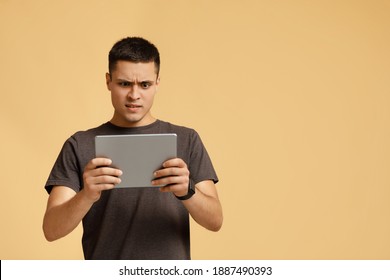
xmin=1 ymin=0 xmax=389 ymax=259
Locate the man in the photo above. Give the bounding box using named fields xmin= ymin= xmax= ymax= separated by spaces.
xmin=43 ymin=37 xmax=223 ymax=260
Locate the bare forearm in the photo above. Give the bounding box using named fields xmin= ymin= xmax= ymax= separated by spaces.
xmin=43 ymin=160 xmax=122 ymax=242
xmin=183 ymin=190 xmax=223 ymax=232
xmin=153 ymin=160 xmax=223 ymax=231
xmin=43 ymin=189 xmax=93 ymax=241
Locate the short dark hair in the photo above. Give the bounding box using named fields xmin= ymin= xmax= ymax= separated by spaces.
xmin=108 ymin=37 xmax=160 ymax=75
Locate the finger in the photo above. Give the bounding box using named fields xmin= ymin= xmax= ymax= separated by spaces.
xmin=84 ymin=167 xmax=122 ymax=186
xmin=94 ymin=174 xmax=122 ymax=185
xmin=84 ymin=172 xmax=122 ymax=187
xmin=152 ymin=175 xmax=188 ymax=187
xmin=85 ymin=158 xmax=113 ymax=171
xmin=162 ymin=158 xmax=187 ymax=168
xmin=154 ymin=167 xmax=188 ymax=179
xmin=92 ymin=166 xmax=123 ymax=177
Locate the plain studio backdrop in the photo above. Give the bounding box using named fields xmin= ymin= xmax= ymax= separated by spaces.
xmin=1 ymin=0 xmax=389 ymax=259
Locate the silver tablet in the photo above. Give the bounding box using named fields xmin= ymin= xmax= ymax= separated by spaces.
xmin=95 ymin=134 xmax=177 ymax=188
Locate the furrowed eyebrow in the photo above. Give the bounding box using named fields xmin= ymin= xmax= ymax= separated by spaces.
xmin=140 ymin=80 xmax=155 ymax=85
xmin=116 ymin=78 xmax=155 ymax=84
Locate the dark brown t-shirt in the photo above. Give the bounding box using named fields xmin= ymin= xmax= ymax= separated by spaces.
xmin=45 ymin=120 xmax=218 ymax=260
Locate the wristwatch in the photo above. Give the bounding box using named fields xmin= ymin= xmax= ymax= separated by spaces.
xmin=175 ymin=180 xmax=195 ymax=200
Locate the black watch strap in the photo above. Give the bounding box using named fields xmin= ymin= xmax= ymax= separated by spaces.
xmin=175 ymin=180 xmax=195 ymax=200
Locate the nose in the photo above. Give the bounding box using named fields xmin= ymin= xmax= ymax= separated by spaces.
xmin=127 ymin=84 xmax=141 ymax=100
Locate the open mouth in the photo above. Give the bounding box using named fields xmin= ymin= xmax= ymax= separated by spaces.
xmin=126 ymin=104 xmax=142 ymax=108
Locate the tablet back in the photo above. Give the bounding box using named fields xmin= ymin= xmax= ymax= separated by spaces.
xmin=95 ymin=134 xmax=177 ymax=188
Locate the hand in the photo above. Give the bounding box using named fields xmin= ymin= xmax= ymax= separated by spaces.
xmin=82 ymin=158 xmax=122 ymax=203
xmin=152 ymin=158 xmax=190 ymax=197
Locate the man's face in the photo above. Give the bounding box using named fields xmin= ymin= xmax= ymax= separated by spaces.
xmin=106 ymin=60 xmax=159 ymax=127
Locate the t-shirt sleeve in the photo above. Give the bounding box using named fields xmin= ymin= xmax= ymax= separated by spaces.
xmin=44 ymin=136 xmax=82 ymax=194
xmin=188 ymin=130 xmax=219 ymax=185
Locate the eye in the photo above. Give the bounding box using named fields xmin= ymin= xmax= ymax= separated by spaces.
xmin=119 ymin=81 xmax=131 ymax=87
xmin=140 ymin=82 xmax=152 ymax=89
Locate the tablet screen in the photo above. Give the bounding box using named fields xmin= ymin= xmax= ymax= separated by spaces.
xmin=95 ymin=134 xmax=177 ymax=188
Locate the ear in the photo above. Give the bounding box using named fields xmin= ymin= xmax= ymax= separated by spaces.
xmin=105 ymin=73 xmax=112 ymax=90
xmin=156 ymin=75 xmax=160 ymax=90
